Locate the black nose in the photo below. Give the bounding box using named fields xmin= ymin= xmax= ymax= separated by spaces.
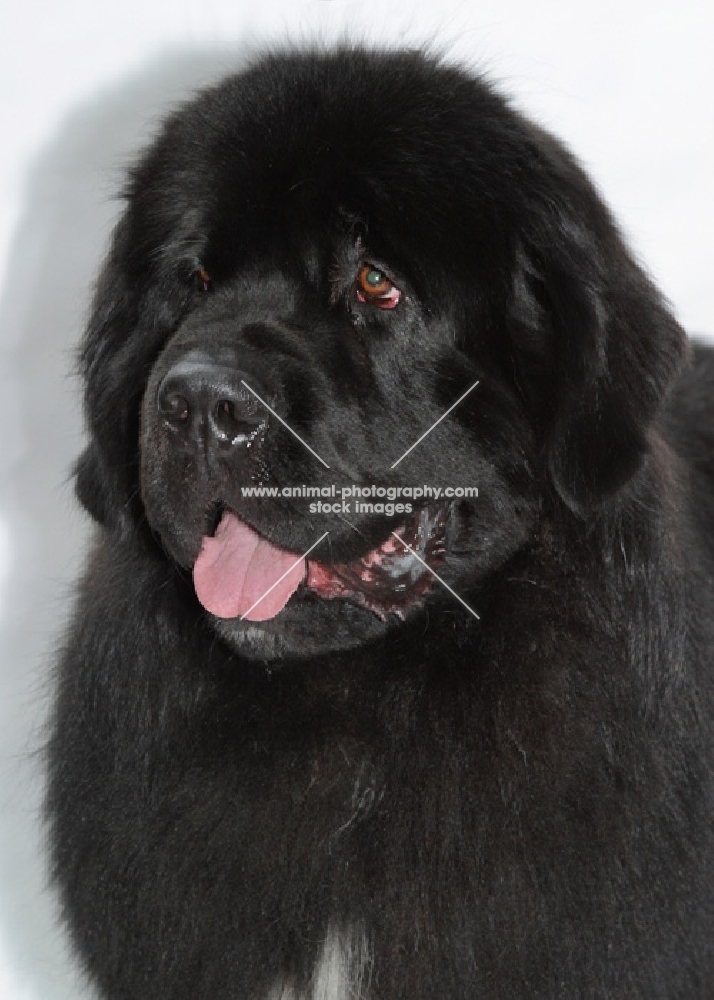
xmin=157 ymin=354 xmax=269 ymax=449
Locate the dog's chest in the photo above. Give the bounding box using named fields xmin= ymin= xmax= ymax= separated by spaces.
xmin=268 ymin=924 xmax=371 ymax=1000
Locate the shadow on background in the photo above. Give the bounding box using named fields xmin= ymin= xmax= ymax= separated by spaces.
xmin=0 ymin=44 xmax=261 ymax=999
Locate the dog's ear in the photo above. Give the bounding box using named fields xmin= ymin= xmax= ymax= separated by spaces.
xmin=74 ymin=215 xmax=147 ymax=534
xmin=73 ymin=442 xmax=117 ymax=528
xmin=507 ymin=138 xmax=687 ymax=514
xmin=74 ymin=168 xmax=201 ymax=533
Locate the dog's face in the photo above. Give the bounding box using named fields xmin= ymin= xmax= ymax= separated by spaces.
xmin=76 ymin=49 xmax=685 ymax=660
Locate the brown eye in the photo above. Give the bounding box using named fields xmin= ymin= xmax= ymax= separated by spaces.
xmin=196 ymin=266 xmax=212 ymax=292
xmin=356 ymin=265 xmax=402 ymax=309
xmin=359 ymin=266 xmax=391 ymax=296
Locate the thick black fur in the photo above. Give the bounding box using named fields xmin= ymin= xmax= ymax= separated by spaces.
xmin=47 ymin=48 xmax=714 ymax=998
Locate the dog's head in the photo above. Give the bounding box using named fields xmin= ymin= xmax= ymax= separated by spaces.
xmin=75 ymin=49 xmax=685 ymax=659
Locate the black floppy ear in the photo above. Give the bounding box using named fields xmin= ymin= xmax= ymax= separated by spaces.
xmin=74 ymin=175 xmax=201 ymax=534
xmin=73 ymin=442 xmax=123 ymax=528
xmin=73 ymin=214 xmax=147 ymax=535
xmin=508 ymin=154 xmax=686 ymax=514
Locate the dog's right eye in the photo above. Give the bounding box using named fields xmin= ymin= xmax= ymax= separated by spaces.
xmin=194 ymin=267 xmax=212 ymax=293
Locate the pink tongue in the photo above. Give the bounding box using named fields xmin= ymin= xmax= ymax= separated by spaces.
xmin=193 ymin=511 xmax=306 ymax=621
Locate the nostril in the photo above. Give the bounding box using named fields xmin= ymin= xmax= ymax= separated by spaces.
xmin=159 ymin=390 xmax=190 ymax=425
xmin=212 ymin=398 xmax=262 ymax=442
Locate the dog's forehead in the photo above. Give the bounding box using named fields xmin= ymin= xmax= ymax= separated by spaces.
xmin=138 ymin=51 xmax=525 ymax=239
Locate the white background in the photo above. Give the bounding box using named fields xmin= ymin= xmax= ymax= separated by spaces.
xmin=0 ymin=2 xmax=712 ymax=997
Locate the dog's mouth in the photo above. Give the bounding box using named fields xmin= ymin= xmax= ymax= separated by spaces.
xmin=192 ymin=505 xmax=448 ymax=623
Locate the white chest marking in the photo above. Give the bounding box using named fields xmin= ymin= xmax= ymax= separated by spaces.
xmin=268 ymin=923 xmax=372 ymax=1000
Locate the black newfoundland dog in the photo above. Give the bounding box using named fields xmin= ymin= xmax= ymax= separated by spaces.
xmin=47 ymin=48 xmax=714 ymax=999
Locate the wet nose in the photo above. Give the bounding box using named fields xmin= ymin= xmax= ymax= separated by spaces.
xmin=157 ymin=355 xmax=269 ymax=449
